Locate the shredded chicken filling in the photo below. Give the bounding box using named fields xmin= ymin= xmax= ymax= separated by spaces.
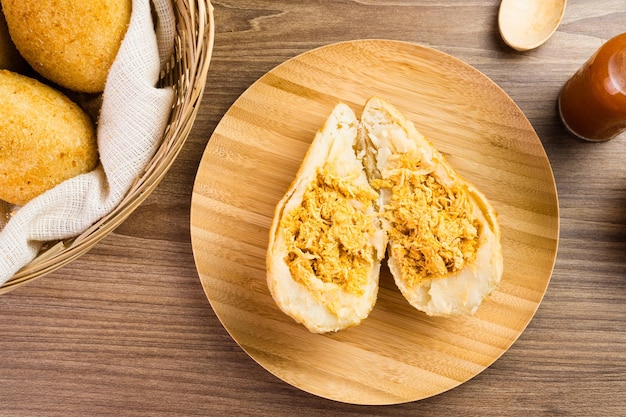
xmin=282 ymin=168 xmax=378 ymax=296
xmin=374 ymin=153 xmax=479 ymax=286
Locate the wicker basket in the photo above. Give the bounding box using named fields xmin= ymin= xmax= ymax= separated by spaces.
xmin=0 ymin=0 xmax=215 ymax=294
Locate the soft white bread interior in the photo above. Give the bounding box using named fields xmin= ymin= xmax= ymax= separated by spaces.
xmin=267 ymin=103 xmax=385 ymax=333
xmin=360 ymin=96 xmax=503 ymax=316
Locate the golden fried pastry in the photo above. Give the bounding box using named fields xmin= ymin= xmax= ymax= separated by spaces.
xmin=267 ymin=98 xmax=503 ymax=333
xmin=267 ymin=103 xmax=385 ymax=333
xmin=1 ymin=0 xmax=131 ymax=93
xmin=0 ymin=70 xmax=98 ymax=205
xmin=360 ymin=97 xmax=503 ymax=317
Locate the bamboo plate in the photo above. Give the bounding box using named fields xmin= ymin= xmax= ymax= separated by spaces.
xmin=190 ymin=40 xmax=559 ymax=405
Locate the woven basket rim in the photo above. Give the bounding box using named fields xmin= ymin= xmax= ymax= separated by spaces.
xmin=0 ymin=0 xmax=215 ymax=294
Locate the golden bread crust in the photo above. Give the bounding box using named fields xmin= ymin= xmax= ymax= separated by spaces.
xmin=1 ymin=0 xmax=131 ymax=93
xmin=0 ymin=70 xmax=98 ymax=205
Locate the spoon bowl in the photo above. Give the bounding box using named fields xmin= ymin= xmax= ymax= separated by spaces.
xmin=499 ymin=0 xmax=567 ymax=51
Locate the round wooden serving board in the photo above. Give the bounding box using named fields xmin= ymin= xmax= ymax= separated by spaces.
xmin=190 ymin=40 xmax=559 ymax=405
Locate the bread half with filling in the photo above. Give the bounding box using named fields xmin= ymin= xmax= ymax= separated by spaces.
xmin=267 ymin=97 xmax=504 ymax=333
xmin=266 ymin=103 xmax=385 ymax=333
xmin=360 ymin=96 xmax=503 ymax=316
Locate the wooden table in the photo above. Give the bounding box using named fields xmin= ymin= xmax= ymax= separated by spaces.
xmin=1 ymin=1 xmax=625 ymax=415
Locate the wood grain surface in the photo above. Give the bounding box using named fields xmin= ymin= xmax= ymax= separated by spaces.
xmin=1 ymin=1 xmax=625 ymax=416
xmin=190 ymin=40 xmax=558 ymax=404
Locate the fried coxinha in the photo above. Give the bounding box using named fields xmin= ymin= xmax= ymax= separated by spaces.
xmin=267 ymin=97 xmax=503 ymax=333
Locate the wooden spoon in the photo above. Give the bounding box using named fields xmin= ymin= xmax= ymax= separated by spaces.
xmin=498 ymin=0 xmax=567 ymax=51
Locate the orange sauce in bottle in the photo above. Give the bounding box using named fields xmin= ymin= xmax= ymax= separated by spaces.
xmin=558 ymin=33 xmax=626 ymax=142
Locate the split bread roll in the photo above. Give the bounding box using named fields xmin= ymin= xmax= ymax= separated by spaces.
xmin=267 ymin=97 xmax=503 ymax=333
xmin=267 ymin=103 xmax=385 ymax=333
xmin=361 ymin=96 xmax=503 ymax=316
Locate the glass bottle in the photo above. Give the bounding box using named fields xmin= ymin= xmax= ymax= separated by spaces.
xmin=558 ymin=33 xmax=626 ymax=142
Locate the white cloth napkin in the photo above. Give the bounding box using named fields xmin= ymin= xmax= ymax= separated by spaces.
xmin=0 ymin=0 xmax=176 ymax=284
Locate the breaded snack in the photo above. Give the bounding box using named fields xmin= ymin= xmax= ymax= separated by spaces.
xmin=267 ymin=98 xmax=503 ymax=333
xmin=0 ymin=5 xmax=26 ymax=72
xmin=267 ymin=103 xmax=385 ymax=333
xmin=0 ymin=70 xmax=98 ymax=205
xmin=1 ymin=0 xmax=131 ymax=93
xmin=361 ymin=97 xmax=503 ymax=317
